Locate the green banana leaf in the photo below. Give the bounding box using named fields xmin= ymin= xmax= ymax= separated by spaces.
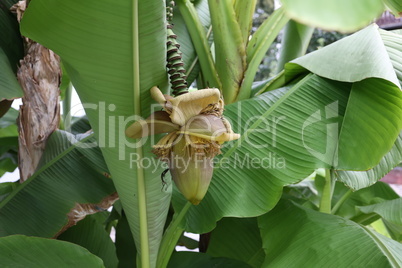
xmin=174 ymin=25 xmax=402 ymax=234
xmin=168 ymin=252 xmax=251 ymax=268
xmin=383 ymin=219 xmax=402 ymax=242
xmin=0 ymin=152 xmax=17 ymax=177
xmin=284 ymin=176 xmax=401 ymax=217
xmin=286 ymin=25 xmax=399 ymax=86
xmin=259 ymin=200 xmax=402 ymax=267
xmin=20 ymin=0 xmax=170 ymax=266
xmin=176 ymin=0 xmax=221 ymax=89
xmin=357 ymin=198 xmax=402 ymax=226
xmin=0 ymin=108 xmax=18 ymax=176
xmin=384 ymin=0 xmax=402 ymax=16
xmin=0 ymin=0 xmax=24 ymax=115
xmin=178 ymin=234 xmax=198 ymax=250
xmin=0 ymin=182 xmax=17 ymax=202
xmin=0 ymin=107 xmax=18 ymax=145
xmin=287 ymin=24 xmax=402 ymax=171
xmin=0 ymin=235 xmax=104 ymax=267
xmin=333 ymin=181 xmax=399 ymax=219
xmin=70 ymin=115 xmax=92 ymax=135
xmin=115 ymin=212 xmax=137 ymax=268
xmin=175 ymin=75 xmax=399 ymax=233
xmin=58 ymin=213 xmax=118 ymax=268
xmin=357 ymin=197 xmax=402 ymax=241
xmin=336 ymin=133 xmax=402 ymax=190
xmin=234 ymin=0 xmax=256 ymax=46
xmin=207 ymin=217 xmax=264 ymax=268
xmin=281 ymin=0 xmax=385 ymax=32
xmin=0 ymin=0 xmax=23 ymax=71
xmin=0 ymin=130 xmax=115 ymax=237
xmin=0 ymin=48 xmax=22 ymax=101
xmin=241 ymin=8 xmax=289 ymax=100
xmin=208 ymin=0 xmax=246 ymax=104
xmin=380 ymin=29 xmax=402 ymax=87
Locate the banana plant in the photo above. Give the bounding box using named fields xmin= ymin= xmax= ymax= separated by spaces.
xmin=0 ymin=0 xmax=402 ymax=267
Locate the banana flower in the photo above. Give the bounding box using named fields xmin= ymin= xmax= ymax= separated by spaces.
xmin=126 ymin=86 xmax=240 ymax=205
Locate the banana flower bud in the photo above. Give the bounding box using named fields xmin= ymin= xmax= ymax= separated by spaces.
xmin=126 ymin=87 xmax=240 ymax=205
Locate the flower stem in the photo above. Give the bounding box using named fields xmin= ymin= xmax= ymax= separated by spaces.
xmin=319 ymin=168 xmax=332 ymax=214
xmin=62 ymin=82 xmax=72 ymax=130
xmin=331 ymin=189 xmax=352 ymax=214
xmin=156 ymin=201 xmax=192 ymax=268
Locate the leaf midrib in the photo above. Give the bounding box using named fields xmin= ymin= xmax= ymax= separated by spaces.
xmin=363 ymin=226 xmax=399 ymax=267
xmin=132 ymin=0 xmax=150 ymax=267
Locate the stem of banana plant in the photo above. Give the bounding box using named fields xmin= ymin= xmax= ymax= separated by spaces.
xmin=276 ymin=20 xmax=314 ymax=73
xmin=132 ymin=0 xmax=150 ymax=267
xmin=156 ymin=201 xmax=192 ymax=268
xmin=331 ymin=189 xmax=352 ymax=214
xmin=62 ymin=82 xmax=72 ymax=130
xmin=319 ymin=168 xmax=333 ymax=214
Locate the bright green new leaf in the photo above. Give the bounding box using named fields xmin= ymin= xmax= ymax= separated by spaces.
xmin=234 ymin=0 xmax=257 ymax=46
xmin=259 ymin=200 xmax=402 ymax=267
xmin=281 ymin=0 xmax=385 ymax=32
xmin=240 ymin=8 xmax=289 ymax=101
xmin=176 ymin=0 xmax=221 ymax=89
xmin=0 ymin=235 xmax=104 ymax=267
xmin=20 ymin=1 xmax=170 ymax=266
xmin=208 ymin=0 xmax=246 ymax=104
xmin=172 ymin=0 xmax=211 ymax=85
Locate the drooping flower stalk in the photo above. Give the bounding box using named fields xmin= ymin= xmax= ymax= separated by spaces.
xmin=166 ymin=0 xmax=188 ymax=96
